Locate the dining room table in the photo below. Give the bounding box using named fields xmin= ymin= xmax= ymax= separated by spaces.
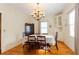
xmin=29 ymin=34 xmax=56 ymax=45
xmin=22 ymin=34 xmax=56 ymax=53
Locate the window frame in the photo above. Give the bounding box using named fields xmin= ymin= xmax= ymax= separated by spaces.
xmin=68 ymin=9 xmax=75 ymax=37
xmin=40 ymin=21 xmax=48 ymax=34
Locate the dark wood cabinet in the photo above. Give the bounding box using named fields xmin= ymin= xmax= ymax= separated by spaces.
xmin=25 ymin=23 xmax=34 ymax=36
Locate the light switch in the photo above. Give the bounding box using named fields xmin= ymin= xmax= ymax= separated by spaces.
xmin=3 ymin=29 xmax=5 ymax=32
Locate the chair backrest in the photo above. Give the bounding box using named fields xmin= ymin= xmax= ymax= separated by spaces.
xmin=41 ymin=33 xmax=48 ymax=35
xmin=37 ymin=36 xmax=46 ymax=43
xmin=55 ymin=32 xmax=58 ymax=44
xmin=28 ymin=36 xmax=36 ymax=42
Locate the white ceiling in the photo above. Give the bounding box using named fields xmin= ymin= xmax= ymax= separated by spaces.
xmin=7 ymin=3 xmax=69 ymax=16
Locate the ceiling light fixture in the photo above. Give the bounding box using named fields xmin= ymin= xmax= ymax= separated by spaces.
xmin=31 ymin=3 xmax=45 ymax=21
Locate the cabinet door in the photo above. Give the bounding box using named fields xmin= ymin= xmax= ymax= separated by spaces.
xmin=31 ymin=24 xmax=34 ymax=34
xmin=57 ymin=15 xmax=62 ymax=26
xmin=58 ymin=16 xmax=62 ymax=26
xmin=25 ymin=23 xmax=34 ymax=36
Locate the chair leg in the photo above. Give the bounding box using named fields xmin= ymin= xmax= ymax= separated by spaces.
xmin=56 ymin=44 xmax=58 ymax=50
xmin=28 ymin=44 xmax=31 ymax=52
xmin=23 ymin=45 xmax=24 ymax=48
xmin=45 ymin=46 xmax=46 ymax=54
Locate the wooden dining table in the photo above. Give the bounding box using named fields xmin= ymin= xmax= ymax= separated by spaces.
xmin=29 ymin=34 xmax=56 ymax=45
xmin=22 ymin=34 xmax=56 ymax=46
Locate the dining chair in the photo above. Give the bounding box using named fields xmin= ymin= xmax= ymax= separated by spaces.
xmin=23 ymin=35 xmax=36 ymax=54
xmin=37 ymin=36 xmax=47 ymax=54
xmin=28 ymin=36 xmax=36 ymax=49
xmin=23 ymin=36 xmax=36 ymax=50
xmin=55 ymin=32 xmax=58 ymax=50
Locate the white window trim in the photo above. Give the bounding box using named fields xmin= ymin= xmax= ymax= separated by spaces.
xmin=40 ymin=21 xmax=48 ymax=34
xmin=68 ymin=9 xmax=75 ymax=37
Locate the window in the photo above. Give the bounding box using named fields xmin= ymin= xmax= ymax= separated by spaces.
xmin=40 ymin=22 xmax=48 ymax=34
xmin=68 ymin=10 xmax=75 ymax=37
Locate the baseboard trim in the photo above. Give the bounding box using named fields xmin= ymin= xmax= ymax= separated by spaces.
xmin=1 ymin=39 xmax=22 ymax=53
xmin=58 ymin=40 xmax=75 ymax=54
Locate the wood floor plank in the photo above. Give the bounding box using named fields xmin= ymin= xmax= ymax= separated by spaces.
xmin=1 ymin=41 xmax=75 ymax=55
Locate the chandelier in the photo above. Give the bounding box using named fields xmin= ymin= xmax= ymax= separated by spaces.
xmin=31 ymin=3 xmax=45 ymax=21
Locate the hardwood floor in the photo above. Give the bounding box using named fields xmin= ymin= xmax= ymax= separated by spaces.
xmin=1 ymin=41 xmax=75 ymax=55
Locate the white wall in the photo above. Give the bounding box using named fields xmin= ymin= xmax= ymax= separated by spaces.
xmin=61 ymin=4 xmax=75 ymax=52
xmin=1 ymin=4 xmax=27 ymax=53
